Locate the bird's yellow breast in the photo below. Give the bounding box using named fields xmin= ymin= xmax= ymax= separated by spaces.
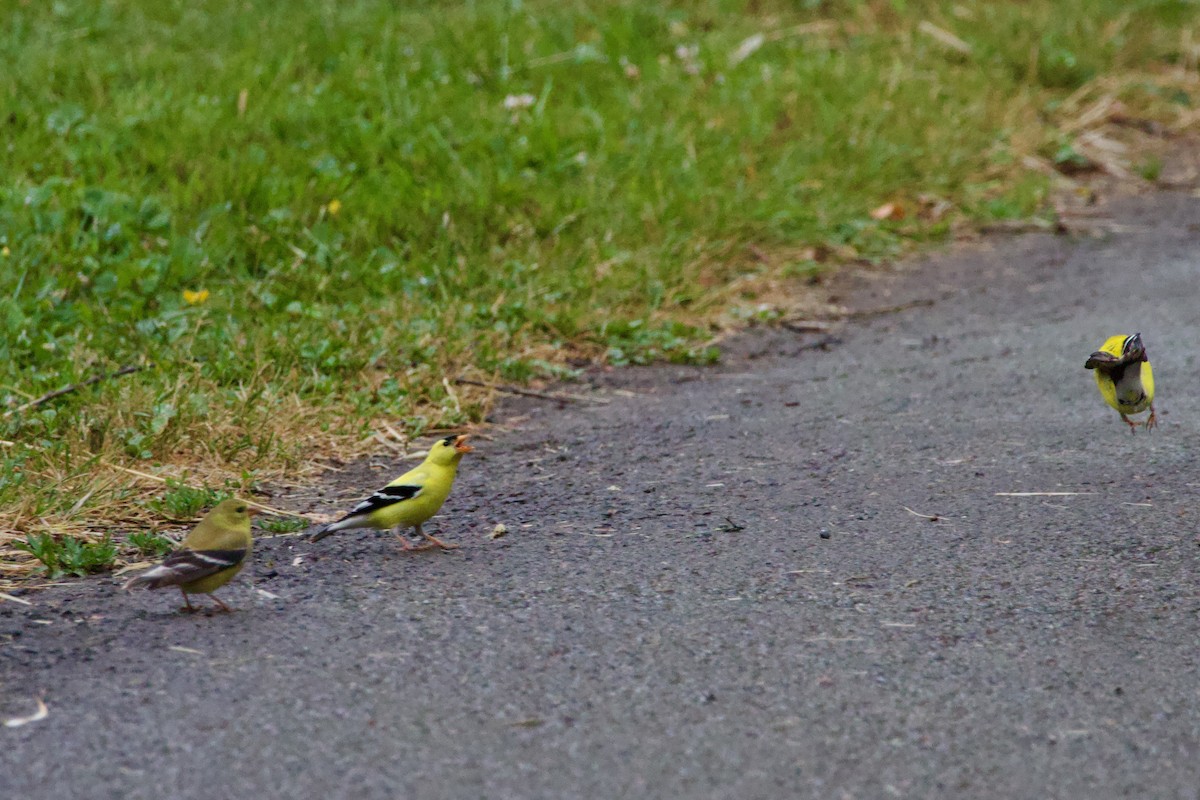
xmin=182 ymin=559 xmax=248 ymax=594
xmin=367 ymin=464 xmax=458 ymax=530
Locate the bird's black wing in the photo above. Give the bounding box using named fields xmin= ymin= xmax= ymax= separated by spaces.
xmin=309 ymin=484 xmax=427 ymax=541
xmin=124 ymin=548 xmax=246 ymax=590
xmin=343 ymin=484 xmax=423 ymax=518
xmin=1084 ymin=351 xmax=1121 ymax=370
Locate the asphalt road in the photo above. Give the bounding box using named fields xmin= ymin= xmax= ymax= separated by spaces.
xmin=3 ymin=190 xmax=1200 ymax=799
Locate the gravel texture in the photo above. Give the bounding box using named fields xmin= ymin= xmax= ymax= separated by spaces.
xmin=3 ymin=190 xmax=1199 ymax=800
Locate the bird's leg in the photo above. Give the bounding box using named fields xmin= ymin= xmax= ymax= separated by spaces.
xmin=179 ymin=588 xmax=197 ymax=613
xmin=421 ymin=533 xmax=460 ymax=550
xmin=396 ymin=524 xmax=456 ymax=552
xmin=417 ymin=523 xmax=459 ymax=551
xmin=394 ymin=526 xmax=425 ymax=551
xmin=395 ymin=526 xmax=429 ymax=551
xmin=1120 ymin=413 xmax=1139 ymax=434
xmin=1145 ymin=404 xmax=1158 ymax=431
xmin=209 ymin=594 xmax=233 ymax=613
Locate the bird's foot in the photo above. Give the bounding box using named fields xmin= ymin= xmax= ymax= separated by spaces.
xmin=396 ymin=536 xmax=438 ymax=552
xmin=1145 ymin=406 xmax=1158 ymax=431
xmin=209 ymin=595 xmax=234 ymax=613
xmin=179 ymin=589 xmax=198 ymax=613
xmin=1121 ymin=415 xmax=1139 ymax=434
xmin=422 ymin=533 xmax=460 ymax=551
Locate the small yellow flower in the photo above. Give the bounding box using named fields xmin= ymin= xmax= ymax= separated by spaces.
xmin=1 ymin=246 xmax=9 ymax=257
xmin=183 ymin=289 xmax=210 ymax=305
xmin=326 ymin=199 xmax=342 ymax=216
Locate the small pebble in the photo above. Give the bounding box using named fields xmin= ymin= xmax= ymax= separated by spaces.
xmin=819 ymin=530 xmax=831 ymax=540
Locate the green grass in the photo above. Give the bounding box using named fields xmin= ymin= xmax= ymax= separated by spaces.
xmin=1 ymin=0 xmax=1197 ymax=578
xmin=127 ymin=531 xmax=175 ymax=558
xmin=259 ymin=516 xmax=310 ymax=535
xmin=146 ymin=480 xmax=232 ymax=521
xmin=15 ymin=532 xmax=119 ymax=578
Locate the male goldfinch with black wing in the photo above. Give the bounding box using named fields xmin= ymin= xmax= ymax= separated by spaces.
xmin=310 ymin=434 xmax=472 ymax=550
xmin=1085 ymin=332 xmax=1157 ymax=433
xmin=123 ymin=498 xmax=256 ymax=613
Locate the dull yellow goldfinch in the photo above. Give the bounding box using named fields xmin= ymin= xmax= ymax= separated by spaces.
xmin=1084 ymin=332 xmax=1157 ymax=433
xmin=123 ymin=498 xmax=256 ymax=613
xmin=310 ymin=434 xmax=472 ymax=550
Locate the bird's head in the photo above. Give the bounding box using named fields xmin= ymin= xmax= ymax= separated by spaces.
xmin=208 ymin=498 xmax=258 ymax=529
xmin=1086 ymin=333 xmax=1148 ymax=370
xmin=1123 ymin=332 xmax=1147 ymax=362
xmin=428 ymin=434 xmax=473 ymax=465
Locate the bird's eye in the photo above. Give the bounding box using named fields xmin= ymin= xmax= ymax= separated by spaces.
xmin=236 ymin=505 xmax=247 ymax=513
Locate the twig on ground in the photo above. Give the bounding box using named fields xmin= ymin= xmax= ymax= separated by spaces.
xmin=994 ymin=492 xmax=1090 ymax=497
xmin=780 ymin=320 xmax=834 ymax=333
xmin=454 ymin=378 xmax=609 ymax=405
xmin=797 ymin=335 xmax=843 ymax=352
xmin=380 ymin=422 xmax=408 ymax=447
xmin=837 ymin=296 xmax=946 ymax=320
xmin=4 ymin=364 xmax=149 ymax=418
xmin=902 ymin=505 xmax=943 ymax=521
xmin=979 ymin=219 xmax=1063 ymax=235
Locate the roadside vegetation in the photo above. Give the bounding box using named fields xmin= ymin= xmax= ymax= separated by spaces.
xmin=2 ymin=0 xmax=1198 ymax=585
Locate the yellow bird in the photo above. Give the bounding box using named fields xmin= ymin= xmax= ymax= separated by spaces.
xmin=1084 ymin=332 xmax=1157 ymax=433
xmin=310 ymin=434 xmax=473 ymax=550
xmin=123 ymin=498 xmax=256 ymax=613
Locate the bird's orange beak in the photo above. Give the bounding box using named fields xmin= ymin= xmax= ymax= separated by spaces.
xmin=246 ymin=506 xmax=263 ymax=517
xmin=453 ymin=434 xmax=473 ymax=454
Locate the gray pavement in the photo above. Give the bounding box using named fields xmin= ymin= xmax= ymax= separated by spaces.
xmin=2 ymin=190 xmax=1200 ymax=799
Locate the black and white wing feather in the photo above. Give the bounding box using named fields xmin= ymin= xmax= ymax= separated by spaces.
xmin=123 ymin=548 xmax=246 ymax=590
xmin=345 ymin=484 xmax=423 ymax=517
xmin=309 ymin=484 xmax=423 ymax=541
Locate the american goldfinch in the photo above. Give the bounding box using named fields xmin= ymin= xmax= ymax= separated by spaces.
xmin=122 ymin=498 xmax=256 ymax=612
xmin=310 ymin=434 xmax=473 ymax=550
xmin=1084 ymin=332 xmax=1157 ymax=433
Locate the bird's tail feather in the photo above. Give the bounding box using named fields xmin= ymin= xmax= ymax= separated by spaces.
xmin=309 ymin=519 xmax=351 ymax=542
xmin=122 ymin=566 xmax=172 ymax=591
